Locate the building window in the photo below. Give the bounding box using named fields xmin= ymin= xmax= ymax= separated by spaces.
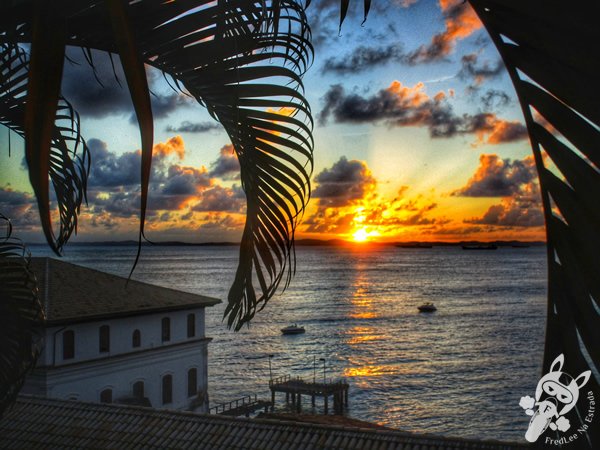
xmin=162 ymin=375 xmax=172 ymax=404
xmin=100 ymin=389 xmax=112 ymax=403
xmin=187 ymin=368 xmax=197 ymax=397
xmin=161 ymin=317 xmax=170 ymax=342
xmin=133 ymin=381 xmax=144 ymax=399
xmin=187 ymin=313 xmax=195 ymax=338
xmin=63 ymin=330 xmax=74 ymax=360
xmin=99 ymin=325 xmax=110 ymax=353
xmin=132 ymin=329 xmax=141 ymax=348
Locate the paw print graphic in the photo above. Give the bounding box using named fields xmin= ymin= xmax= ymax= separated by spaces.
xmin=519 ymin=395 xmax=535 ymax=415
xmin=555 ymin=416 xmax=570 ymax=432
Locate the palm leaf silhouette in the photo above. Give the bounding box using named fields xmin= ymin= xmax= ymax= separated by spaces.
xmin=1 ymin=0 xmax=313 ymax=330
xmin=0 ymin=215 xmax=44 ymax=418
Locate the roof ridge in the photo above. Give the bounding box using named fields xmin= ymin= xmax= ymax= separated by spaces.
xmin=14 ymin=395 xmax=525 ymax=446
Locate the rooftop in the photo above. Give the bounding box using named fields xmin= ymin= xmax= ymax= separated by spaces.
xmin=30 ymin=257 xmax=220 ymax=325
xmin=0 ymin=396 xmax=527 ymax=449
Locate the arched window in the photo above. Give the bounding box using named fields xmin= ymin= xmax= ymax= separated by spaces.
xmin=132 ymin=329 xmax=141 ymax=348
xmin=99 ymin=325 xmax=110 ymax=353
xmin=187 ymin=313 xmax=195 ymax=338
xmin=63 ymin=330 xmax=74 ymax=360
xmin=161 ymin=317 xmax=170 ymax=342
xmin=100 ymin=389 xmax=112 ymax=403
xmin=162 ymin=374 xmax=172 ymax=404
xmin=187 ymin=368 xmax=197 ymax=397
xmin=133 ymin=381 xmax=144 ymax=399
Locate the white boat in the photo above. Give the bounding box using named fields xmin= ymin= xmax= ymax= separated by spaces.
xmin=418 ymin=302 xmax=437 ymax=313
xmin=281 ymin=324 xmax=305 ymax=335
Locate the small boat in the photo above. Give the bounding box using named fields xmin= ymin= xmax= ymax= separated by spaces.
xmin=462 ymin=244 xmax=498 ymax=250
xmin=418 ymin=302 xmax=437 ymax=313
xmin=281 ymin=324 xmax=305 ymax=335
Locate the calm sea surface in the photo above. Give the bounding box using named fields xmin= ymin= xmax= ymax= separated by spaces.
xmin=30 ymin=244 xmax=547 ymax=441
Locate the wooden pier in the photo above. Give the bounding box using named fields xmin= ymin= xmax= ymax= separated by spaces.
xmin=209 ymin=394 xmax=272 ymax=417
xmin=269 ymin=375 xmax=349 ymax=414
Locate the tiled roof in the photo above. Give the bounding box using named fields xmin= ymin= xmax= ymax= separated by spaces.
xmin=30 ymin=258 xmax=220 ymax=325
xmin=0 ymin=396 xmax=527 ymax=449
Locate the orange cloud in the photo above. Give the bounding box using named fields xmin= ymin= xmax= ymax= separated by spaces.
xmin=153 ymin=135 xmax=185 ymax=160
xmin=407 ymin=0 xmax=482 ymax=64
xmin=472 ymin=115 xmax=528 ymax=146
xmin=386 ymin=81 xmax=430 ymax=107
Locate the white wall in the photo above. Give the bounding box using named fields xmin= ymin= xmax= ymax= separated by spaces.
xmin=25 ymin=339 xmax=210 ymax=411
xmin=26 ymin=307 xmax=211 ymax=412
xmin=39 ymin=307 xmax=206 ymax=366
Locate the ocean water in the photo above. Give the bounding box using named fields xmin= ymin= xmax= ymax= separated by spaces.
xmin=30 ymin=243 xmax=547 ymax=441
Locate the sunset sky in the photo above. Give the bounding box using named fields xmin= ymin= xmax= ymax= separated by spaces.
xmin=0 ymin=0 xmax=546 ymax=244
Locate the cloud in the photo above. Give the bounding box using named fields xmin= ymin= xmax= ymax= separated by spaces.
xmin=192 ymin=185 xmax=246 ymax=213
xmin=480 ymin=89 xmax=511 ymax=111
xmin=459 ymin=53 xmax=504 ymax=85
xmin=304 ymin=159 xmax=441 ymax=236
xmin=196 ymin=213 xmax=245 ymax=240
xmin=0 ymin=186 xmax=38 ymax=229
xmin=319 ymin=82 xmax=527 ymax=144
xmin=209 ymin=144 xmax=240 ymax=180
xmin=465 ymin=182 xmax=544 ymax=227
xmin=312 ymin=157 xmax=376 ymax=207
xmin=87 ymin=135 xmax=186 ymax=190
xmin=321 ymin=44 xmax=406 ymax=75
xmin=61 ymin=49 xmax=190 ymax=121
xmin=453 ymin=154 xmax=537 ymax=197
xmin=406 ymin=0 xmax=482 ymax=64
xmin=165 ymin=121 xmax=222 ymax=134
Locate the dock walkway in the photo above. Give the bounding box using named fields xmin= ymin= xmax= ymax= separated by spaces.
xmin=209 ymin=394 xmax=272 ymax=417
xmin=269 ymin=375 xmax=349 ymax=414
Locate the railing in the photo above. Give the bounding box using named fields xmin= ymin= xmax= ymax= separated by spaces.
xmin=269 ymin=374 xmax=348 ymax=388
xmin=269 ymin=374 xmax=295 ymax=386
xmin=209 ymin=394 xmax=258 ymax=414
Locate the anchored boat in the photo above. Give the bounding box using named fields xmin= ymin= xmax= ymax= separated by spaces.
xmin=281 ymin=324 xmax=305 ymax=335
xmin=418 ymin=302 xmax=437 ymax=313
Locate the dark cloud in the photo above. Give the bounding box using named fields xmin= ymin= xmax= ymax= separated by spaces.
xmin=312 ymin=157 xmax=376 ymax=207
xmin=319 ymin=82 xmax=527 ymax=144
xmin=87 ymin=139 xmax=143 ymax=189
xmin=192 ymin=185 xmax=245 ymax=213
xmin=209 ymin=144 xmax=240 ymax=179
xmin=322 ymin=44 xmax=405 ymax=75
xmin=0 ymin=186 xmax=38 ymax=229
xmin=61 ymin=49 xmax=190 ymax=121
xmin=197 ymin=213 xmax=244 ymax=234
xmin=459 ymin=53 xmax=504 ymax=85
xmin=480 ymin=89 xmax=511 ymax=111
xmin=464 ymin=182 xmax=543 ymax=227
xmin=85 ymin=137 xmax=211 ymax=217
xmin=453 ymin=154 xmax=537 ymax=197
xmin=165 ymin=121 xmax=222 ymax=133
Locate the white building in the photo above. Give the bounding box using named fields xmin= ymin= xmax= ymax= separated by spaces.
xmin=23 ymin=257 xmax=220 ymax=412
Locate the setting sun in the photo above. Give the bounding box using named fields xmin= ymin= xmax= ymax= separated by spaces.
xmin=352 ymin=228 xmax=369 ymax=242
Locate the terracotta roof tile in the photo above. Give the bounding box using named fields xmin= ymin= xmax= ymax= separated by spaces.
xmin=0 ymin=396 xmax=528 ymax=450
xmin=30 ymin=258 xmax=220 ymax=324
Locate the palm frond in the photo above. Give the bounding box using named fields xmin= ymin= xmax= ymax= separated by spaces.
xmin=0 ymin=214 xmax=44 ymax=418
xmin=0 ymin=43 xmax=91 ymax=253
xmin=0 ymin=0 xmax=314 ymax=330
xmin=467 ymin=2 xmax=600 ymax=447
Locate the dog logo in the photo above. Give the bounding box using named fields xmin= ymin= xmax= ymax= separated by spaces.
xmin=520 ymin=354 xmax=591 ymax=443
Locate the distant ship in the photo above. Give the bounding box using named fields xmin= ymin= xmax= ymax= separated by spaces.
xmin=461 ymin=244 xmax=498 ymax=250
xmin=511 ymin=243 xmax=530 ymax=248
xmin=397 ymin=243 xmax=433 ymax=249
